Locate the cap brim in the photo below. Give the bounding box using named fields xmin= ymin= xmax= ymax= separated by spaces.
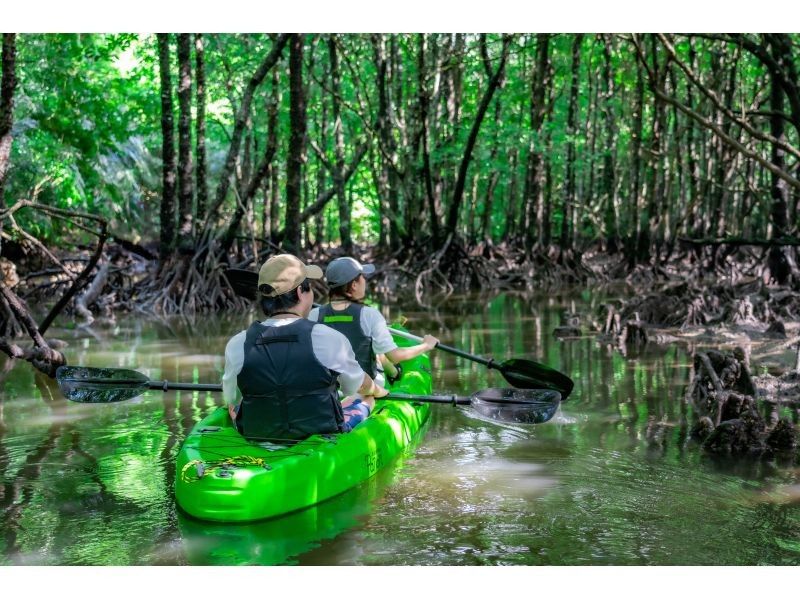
xmin=305 ymin=265 xmax=324 ymax=279
xmin=361 ymin=264 xmax=376 ymax=277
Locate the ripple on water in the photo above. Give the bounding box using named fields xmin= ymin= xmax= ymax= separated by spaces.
xmin=751 ymin=483 xmax=800 ymax=504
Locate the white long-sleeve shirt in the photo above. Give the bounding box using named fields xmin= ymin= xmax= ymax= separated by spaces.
xmin=308 ymin=304 xmax=398 ymax=354
xmin=222 ymin=317 xmax=367 ymax=406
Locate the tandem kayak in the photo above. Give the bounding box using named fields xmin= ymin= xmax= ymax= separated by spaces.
xmin=174 ymin=328 xmax=432 ymax=523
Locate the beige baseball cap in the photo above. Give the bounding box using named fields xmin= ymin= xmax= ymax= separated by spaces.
xmin=257 ymin=254 xmax=323 ymax=297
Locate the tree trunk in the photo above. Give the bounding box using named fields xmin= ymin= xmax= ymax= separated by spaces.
xmin=201 ymin=33 xmax=290 ymax=238
xmin=444 ymin=35 xmax=511 ymax=239
xmin=717 ymin=52 xmax=739 ymax=238
xmin=601 ymin=35 xmax=618 ymax=252
xmin=585 ymin=40 xmax=599 ymax=243
xmin=733 ymin=34 xmax=800 ymax=137
xmin=268 ymin=69 xmax=281 ymax=241
xmin=542 ymin=122 xmax=554 ymax=247
xmin=663 ymin=74 xmax=682 ymax=256
xmin=504 ymin=146 xmax=519 ymax=241
xmin=194 ymin=33 xmax=208 ymax=227
xmin=221 ymin=127 xmax=277 ymax=255
xmin=417 ymin=34 xmax=440 ymax=244
xmin=157 ymin=34 xmax=177 ymax=261
xmin=560 ymin=34 xmax=583 ymax=251
xmin=328 ymin=37 xmax=352 ymax=253
xmin=284 ymin=33 xmax=306 ymax=253
xmin=642 ymin=35 xmax=667 ymax=261
xmin=273 ymin=143 xmax=368 ymax=243
xmin=769 ymin=41 xmax=790 ymax=241
xmin=524 ymin=34 xmax=551 ymax=250
xmin=314 ymin=97 xmax=328 ymax=247
xmin=628 ymin=62 xmax=645 ymax=265
xmin=0 ymin=34 xmax=17 ymax=206
xmin=769 ymin=38 xmax=789 ymax=238
xmin=478 ymin=35 xmax=502 ymax=243
xmin=176 ymin=34 xmax=194 ymax=242
xmin=685 ymin=39 xmax=700 ymax=238
xmin=372 ymin=34 xmax=402 ymax=251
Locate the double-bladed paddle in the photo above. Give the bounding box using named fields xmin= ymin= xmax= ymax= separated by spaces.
xmin=390 ymin=328 xmax=574 ymax=398
xmin=223 ymin=268 xmax=259 ymax=301
xmin=55 ymin=366 xmax=561 ymax=424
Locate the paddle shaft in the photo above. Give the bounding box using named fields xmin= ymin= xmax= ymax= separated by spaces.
xmin=60 ymin=376 xmax=223 ymax=393
xmin=384 ymin=392 xmax=552 ymax=406
xmin=66 ymin=374 xmax=471 ymax=405
xmin=144 ymin=383 xmax=484 ymax=406
xmin=143 ymin=381 xmax=464 ymax=404
xmin=386 ymin=392 xmax=468 ymax=405
xmin=148 ymin=380 xmax=223 ymax=393
xmin=66 ymin=375 xmax=539 ymax=407
xmin=390 ymin=328 xmax=493 ymax=368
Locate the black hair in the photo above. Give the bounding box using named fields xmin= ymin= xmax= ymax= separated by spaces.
xmin=260 ymin=278 xmax=311 ymax=316
xmin=328 ymin=274 xmax=364 ymax=302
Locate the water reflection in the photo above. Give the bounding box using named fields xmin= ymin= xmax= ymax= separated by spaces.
xmin=179 ymin=448 xmax=415 ymax=565
xmin=0 ymin=291 xmax=798 ymax=564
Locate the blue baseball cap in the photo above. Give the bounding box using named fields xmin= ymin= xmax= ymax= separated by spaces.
xmin=325 ymin=257 xmax=376 ymax=287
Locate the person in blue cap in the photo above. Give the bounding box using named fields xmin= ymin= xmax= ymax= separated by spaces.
xmin=309 ymin=257 xmax=439 ymax=387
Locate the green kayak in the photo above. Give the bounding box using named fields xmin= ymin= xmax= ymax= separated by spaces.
xmin=175 ymin=328 xmax=432 ymax=523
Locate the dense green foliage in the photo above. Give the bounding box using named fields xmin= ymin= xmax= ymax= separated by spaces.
xmin=3 ymin=33 xmax=799 ymax=253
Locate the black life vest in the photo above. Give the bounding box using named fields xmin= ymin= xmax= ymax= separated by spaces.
xmin=317 ymin=302 xmax=376 ymax=378
xmin=236 ymin=319 xmax=343 ymax=441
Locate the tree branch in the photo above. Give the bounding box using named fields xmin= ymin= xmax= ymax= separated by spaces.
xmin=658 ymin=34 xmax=800 ymax=162
xmin=631 ymin=35 xmax=800 ymax=192
xmin=200 ymin=34 xmax=290 ymax=238
xmin=274 ymin=142 xmax=367 ymax=242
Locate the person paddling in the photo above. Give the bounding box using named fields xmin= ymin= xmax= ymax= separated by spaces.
xmin=309 ymin=257 xmax=439 ymax=384
xmin=222 ymin=254 xmax=388 ymax=442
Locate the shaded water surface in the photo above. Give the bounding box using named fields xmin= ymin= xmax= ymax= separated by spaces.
xmin=1 ymin=292 xmax=799 ymax=565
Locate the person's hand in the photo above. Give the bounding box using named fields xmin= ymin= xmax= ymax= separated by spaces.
xmin=371 ymin=384 xmax=389 ymax=399
xmin=422 ymin=334 xmax=439 ymax=350
xmin=228 ymin=404 xmax=237 ymax=422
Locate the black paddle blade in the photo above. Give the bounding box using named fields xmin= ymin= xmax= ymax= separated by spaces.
xmin=56 ymin=366 xmax=150 ymax=403
xmin=224 ymin=268 xmax=259 ymax=300
xmin=470 ymin=388 xmax=561 ymax=424
xmin=498 ymin=359 xmax=574 ymax=399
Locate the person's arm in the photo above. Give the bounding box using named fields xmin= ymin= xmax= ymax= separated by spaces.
xmin=385 ymin=334 xmax=439 ymax=364
xmin=361 ymin=307 xmax=438 ymax=366
xmin=222 ymin=331 xmax=246 ymax=421
xmin=357 ymin=372 xmax=389 ymax=398
xmin=311 ymin=325 xmax=386 ymax=397
xmin=379 ymin=354 xmax=399 ymax=380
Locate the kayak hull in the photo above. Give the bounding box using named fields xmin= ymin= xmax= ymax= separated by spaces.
xmin=175 ymin=330 xmax=431 ymax=523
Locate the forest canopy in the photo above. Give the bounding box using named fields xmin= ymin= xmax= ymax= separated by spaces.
xmin=1 ymin=33 xmax=797 ymax=252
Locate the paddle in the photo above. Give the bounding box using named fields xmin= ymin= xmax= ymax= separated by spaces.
xmin=390 ymin=328 xmax=574 ymax=398
xmin=55 ymin=366 xmax=561 ymax=424
xmin=223 ymin=268 xmax=259 ymax=301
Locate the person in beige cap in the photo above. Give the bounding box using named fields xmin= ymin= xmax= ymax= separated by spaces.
xmin=222 ymin=254 xmax=388 ymax=442
xmin=309 ymin=256 xmax=439 ymax=385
